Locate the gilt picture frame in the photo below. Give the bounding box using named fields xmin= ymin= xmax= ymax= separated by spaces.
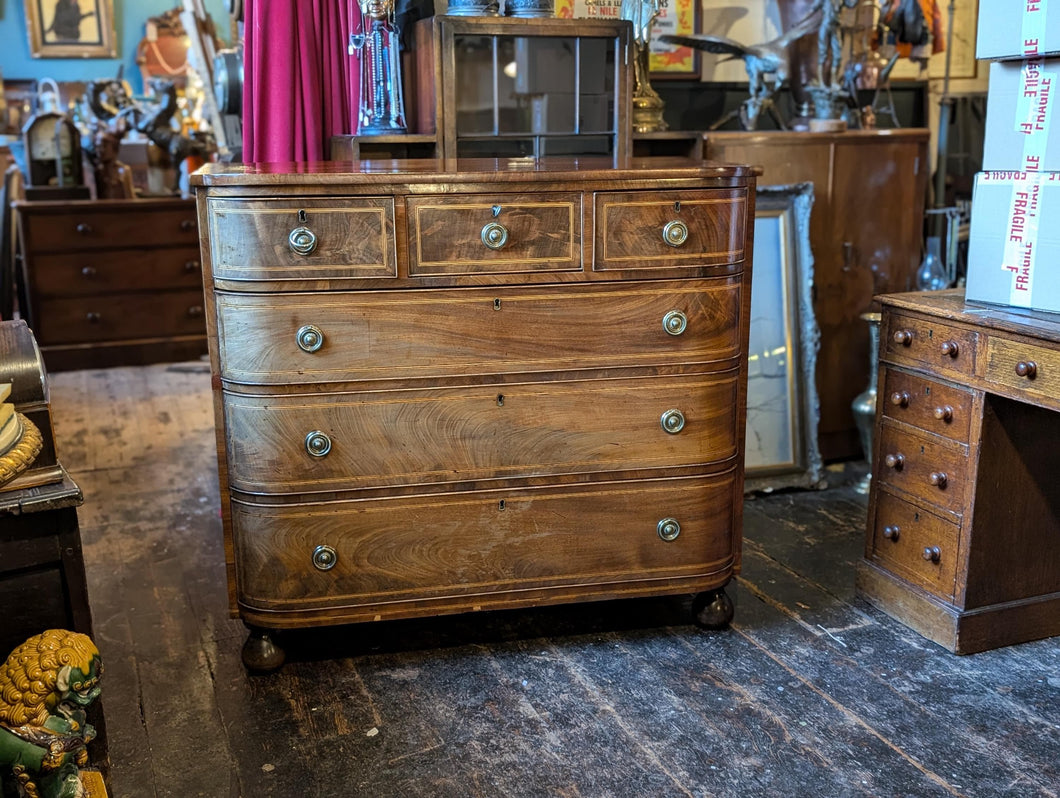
xmin=24 ymin=0 xmax=117 ymax=59
xmin=744 ymin=182 xmax=824 ymax=492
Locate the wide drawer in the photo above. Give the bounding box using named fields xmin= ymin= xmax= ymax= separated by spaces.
xmin=406 ymin=193 xmax=581 ymax=276
xmin=880 ymin=368 xmax=974 ymax=443
xmin=593 ymin=189 xmax=747 ymax=271
xmin=875 ymin=421 xmax=969 ymax=515
xmin=207 ymin=197 xmax=397 ymax=283
xmin=883 ymin=312 xmax=977 ymax=380
xmin=232 ymin=474 xmax=738 ymax=610
xmin=214 ymin=279 xmax=743 ymax=385
xmin=869 ymin=488 xmax=960 ymax=600
xmin=21 ymin=203 xmax=198 ymax=252
xmin=32 ymin=290 xmax=207 ymax=345
xmin=31 ymin=247 xmax=203 ymax=299
xmin=223 ymin=373 xmax=739 ymax=494
xmin=982 ymin=334 xmax=1060 ymax=412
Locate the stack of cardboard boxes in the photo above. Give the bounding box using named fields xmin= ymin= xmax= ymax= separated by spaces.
xmin=966 ymin=0 xmax=1060 ymax=312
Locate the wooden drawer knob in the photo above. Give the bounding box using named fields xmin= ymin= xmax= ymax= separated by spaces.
xmin=922 ymin=545 xmax=941 ymax=564
xmin=929 ymin=471 xmax=948 ymax=488
xmin=81 ymin=266 xmax=97 ymax=278
xmin=893 ymin=329 xmax=913 ymax=346
xmin=75 ymin=222 xmax=93 ymax=235
xmin=86 ymin=311 xmax=101 ymax=323
xmin=884 ymin=453 xmax=904 ymax=469
xmin=184 ymin=260 xmax=201 ymax=272
xmin=933 ymin=405 xmax=953 ymax=422
xmin=882 ymin=525 xmax=900 ymax=541
xmin=939 ymin=340 xmax=959 ymax=358
xmin=890 ymin=391 xmax=910 ymax=408
xmin=1015 ymin=360 xmax=1038 ymax=379
xmin=187 ymin=305 xmax=204 ymax=317
xmin=180 ymin=219 xmax=195 ymax=232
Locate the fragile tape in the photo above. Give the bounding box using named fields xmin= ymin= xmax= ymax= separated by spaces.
xmin=1015 ymin=59 xmax=1058 ymax=171
xmin=1023 ymin=0 xmax=1050 ymax=56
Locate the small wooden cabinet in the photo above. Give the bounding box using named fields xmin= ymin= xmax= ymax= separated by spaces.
xmin=858 ymin=290 xmax=1060 ymax=654
xmin=193 ymin=158 xmax=756 ymax=669
xmin=15 ymin=198 xmax=209 ymax=371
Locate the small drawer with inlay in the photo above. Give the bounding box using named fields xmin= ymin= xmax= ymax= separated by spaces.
xmin=881 ymin=368 xmax=974 ymax=442
xmin=875 ymin=421 xmax=969 ymax=515
xmin=870 ymin=488 xmax=959 ymax=600
xmin=883 ymin=313 xmax=977 ymax=379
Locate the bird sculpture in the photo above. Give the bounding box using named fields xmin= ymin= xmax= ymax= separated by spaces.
xmin=661 ymin=9 xmax=823 ymax=130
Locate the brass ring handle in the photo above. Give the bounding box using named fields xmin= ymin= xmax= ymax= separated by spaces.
xmin=662 ymin=310 xmax=688 ymax=336
xmin=289 ymin=226 xmax=318 ymax=255
xmin=312 ymin=545 xmax=337 ymax=571
xmin=305 ymin=430 xmax=332 ymax=457
xmin=662 ymin=220 xmax=689 ymax=248
xmin=890 ymin=391 xmax=910 ymax=408
xmin=81 ymin=266 xmax=97 ymax=278
xmin=933 ymin=405 xmax=953 ymax=422
xmin=893 ymin=329 xmax=913 ymax=346
xmin=660 ymin=409 xmax=685 ymax=434
xmin=657 ymin=517 xmax=681 ymax=541
xmin=940 ymin=340 xmax=959 ymax=358
xmin=884 ymin=453 xmax=904 ymax=469
xmin=922 ymin=545 xmax=941 ymax=564
xmin=929 ymin=471 xmax=948 ymax=488
xmin=296 ymin=324 xmax=325 ymax=353
xmin=1015 ymin=360 xmax=1038 ymax=379
xmin=481 ymin=221 xmax=509 ymax=250
xmin=883 ymin=525 xmax=900 ymax=541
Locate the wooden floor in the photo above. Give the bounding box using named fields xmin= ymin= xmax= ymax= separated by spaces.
xmin=48 ymin=362 xmax=1060 ymax=798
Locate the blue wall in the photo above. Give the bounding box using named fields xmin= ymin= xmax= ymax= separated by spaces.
xmin=0 ymin=0 xmax=231 ymax=94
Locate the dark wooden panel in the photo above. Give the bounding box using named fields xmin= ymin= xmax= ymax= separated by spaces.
xmin=20 ymin=200 xmax=197 ymax=252
xmin=33 ymin=289 xmax=207 ymax=345
xmin=31 ymin=246 xmax=203 ymax=298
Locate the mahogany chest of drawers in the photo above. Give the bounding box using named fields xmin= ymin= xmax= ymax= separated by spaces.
xmin=192 ymin=159 xmax=757 ymax=669
xmin=858 ymin=289 xmax=1060 ymax=653
xmin=15 ymin=198 xmax=208 ymax=371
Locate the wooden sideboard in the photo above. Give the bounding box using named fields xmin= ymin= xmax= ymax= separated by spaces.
xmin=858 ymin=290 xmax=1060 ymax=654
xmin=705 ymin=130 xmax=930 ymax=462
xmin=193 ymin=158 xmax=757 ymax=670
xmin=15 ymin=198 xmax=209 ymax=371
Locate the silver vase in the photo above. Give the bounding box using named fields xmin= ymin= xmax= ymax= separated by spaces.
xmin=851 ymin=312 xmax=881 ymax=494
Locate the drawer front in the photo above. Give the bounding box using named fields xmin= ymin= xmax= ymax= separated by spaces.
xmin=23 ymin=205 xmax=198 ymax=252
xmin=33 ymin=290 xmax=207 ymax=345
xmin=407 ymin=193 xmax=581 ymax=275
xmin=215 ymin=280 xmax=742 ymax=385
xmin=870 ymin=489 xmax=959 ymax=600
xmin=593 ymin=189 xmax=747 ymax=271
xmin=883 ymin=312 xmax=977 ymax=380
xmin=224 ymin=374 xmax=739 ymax=494
xmin=875 ymin=422 xmax=968 ymax=515
xmin=880 ymin=368 xmax=973 ymax=443
xmin=207 ymin=198 xmax=397 ymax=283
xmin=983 ymin=335 xmax=1060 ymax=411
xmin=31 ymin=247 xmax=203 ymax=299
xmin=232 ymin=474 xmax=738 ymax=609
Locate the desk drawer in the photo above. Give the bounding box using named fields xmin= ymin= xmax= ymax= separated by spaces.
xmin=983 ymin=335 xmax=1060 ymax=411
xmin=876 ymin=421 xmax=969 ymax=515
xmin=870 ymin=489 xmax=959 ymax=600
xmin=23 ymin=204 xmax=198 ymax=252
xmin=215 ymin=280 xmax=742 ymax=385
xmin=232 ymin=474 xmax=738 ymax=610
xmin=883 ymin=313 xmax=977 ymax=380
xmin=223 ymin=373 xmax=739 ymax=494
xmin=31 ymin=247 xmax=203 ymax=298
xmin=593 ymin=189 xmax=747 ymax=271
xmin=407 ymin=193 xmax=581 ymax=276
xmin=881 ymin=368 xmax=974 ymax=443
xmin=207 ymin=198 xmax=397 ymax=283
xmin=33 ymin=290 xmax=207 ymax=345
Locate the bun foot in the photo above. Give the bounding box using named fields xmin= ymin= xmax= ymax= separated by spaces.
xmin=692 ymin=587 xmax=734 ymax=630
xmin=242 ymin=627 xmax=285 ymax=672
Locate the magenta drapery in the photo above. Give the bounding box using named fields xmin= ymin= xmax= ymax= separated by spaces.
xmin=242 ymin=0 xmax=361 ymax=162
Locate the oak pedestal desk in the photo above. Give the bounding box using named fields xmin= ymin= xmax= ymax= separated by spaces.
xmin=859 ymin=289 xmax=1060 ymax=654
xmin=192 ymin=159 xmax=757 ymax=670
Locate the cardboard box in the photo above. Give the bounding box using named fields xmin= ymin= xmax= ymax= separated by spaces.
xmin=966 ymin=171 xmax=1060 ymax=313
xmin=976 ymin=0 xmax=1060 ymax=60
xmin=983 ymin=59 xmax=1060 ymax=172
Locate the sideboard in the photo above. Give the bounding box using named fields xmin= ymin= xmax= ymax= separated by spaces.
xmin=193 ymin=158 xmax=757 ymax=670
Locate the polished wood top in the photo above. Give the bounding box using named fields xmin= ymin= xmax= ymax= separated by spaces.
xmin=879 ymin=288 xmax=1060 ymax=342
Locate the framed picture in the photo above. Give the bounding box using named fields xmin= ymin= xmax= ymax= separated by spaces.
xmin=649 ymin=0 xmax=698 ymax=78
xmin=744 ymin=183 xmax=825 ymax=493
xmin=24 ymin=0 xmax=117 ymax=59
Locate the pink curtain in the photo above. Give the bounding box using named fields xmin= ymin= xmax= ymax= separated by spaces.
xmin=242 ymin=0 xmax=361 ymax=163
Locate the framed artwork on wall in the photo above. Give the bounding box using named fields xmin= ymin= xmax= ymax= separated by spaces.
xmin=24 ymin=0 xmax=117 ymax=59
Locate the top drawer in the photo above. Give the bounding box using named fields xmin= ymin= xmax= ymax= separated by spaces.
xmin=982 ymin=334 xmax=1060 ymax=411
xmin=593 ymin=189 xmax=747 ymax=271
xmin=407 ymin=193 xmax=581 ymax=276
xmin=23 ymin=204 xmax=198 ymax=252
xmin=883 ymin=312 xmax=978 ymax=380
xmin=207 ymin=198 xmax=397 ymax=283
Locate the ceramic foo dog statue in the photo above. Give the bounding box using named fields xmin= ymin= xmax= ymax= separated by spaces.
xmin=0 ymin=631 xmax=102 ymax=798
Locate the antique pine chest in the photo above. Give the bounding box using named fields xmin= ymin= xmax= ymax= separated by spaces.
xmin=192 ymin=158 xmax=757 ymax=669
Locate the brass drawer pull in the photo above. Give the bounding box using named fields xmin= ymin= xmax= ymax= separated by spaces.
xmin=305 ymin=430 xmax=332 ymax=457
xmin=1015 ymin=360 xmax=1038 ymax=379
xmin=933 ymin=405 xmax=953 ymax=422
xmin=883 ymin=525 xmax=900 ymax=541
xmin=893 ymin=329 xmax=913 ymax=346
xmin=922 ymin=545 xmax=941 ymax=564
xmin=939 ymin=340 xmax=959 ymax=358
xmin=660 ymin=409 xmax=685 ymax=434
xmin=296 ymin=325 xmax=325 ymax=353
xmin=884 ymin=453 xmax=904 ymax=470
xmin=81 ymin=266 xmax=97 ymax=278
xmin=657 ymin=517 xmax=681 ymax=541
xmin=289 ymin=226 xmax=318 ymax=255
xmin=662 ymin=219 xmax=689 ymax=248
xmin=662 ymin=310 xmax=688 ymax=336
xmin=481 ymin=221 xmax=509 ymax=250
xmin=890 ymin=391 xmax=909 ymax=408
xmin=312 ymin=545 xmax=337 ymax=571
xmin=929 ymin=471 xmax=948 ymax=489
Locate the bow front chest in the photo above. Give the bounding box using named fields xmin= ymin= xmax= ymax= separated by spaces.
xmin=192 ymin=159 xmax=757 ymax=669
